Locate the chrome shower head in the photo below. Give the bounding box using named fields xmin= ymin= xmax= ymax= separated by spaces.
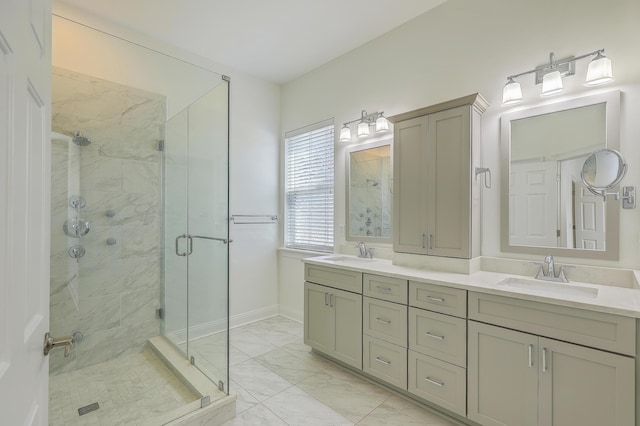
xmin=72 ymin=131 xmax=91 ymax=146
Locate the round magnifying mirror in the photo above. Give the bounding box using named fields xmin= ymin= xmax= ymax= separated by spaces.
xmin=580 ymin=148 xmax=627 ymax=191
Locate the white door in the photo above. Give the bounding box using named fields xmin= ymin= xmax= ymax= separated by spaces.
xmin=574 ymin=181 xmax=606 ymax=250
xmin=0 ymin=0 xmax=52 ymax=424
xmin=509 ymin=161 xmax=558 ymax=247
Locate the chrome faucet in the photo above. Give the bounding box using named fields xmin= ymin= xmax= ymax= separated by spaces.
xmin=533 ymin=255 xmax=573 ymax=283
xmin=355 ymin=241 xmax=373 ymax=259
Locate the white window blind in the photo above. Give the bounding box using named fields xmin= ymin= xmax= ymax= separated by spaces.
xmin=285 ymin=120 xmax=334 ymax=252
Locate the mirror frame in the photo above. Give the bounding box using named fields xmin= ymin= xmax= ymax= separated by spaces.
xmin=500 ymin=90 xmax=621 ymax=260
xmin=345 ymin=137 xmax=393 ymax=243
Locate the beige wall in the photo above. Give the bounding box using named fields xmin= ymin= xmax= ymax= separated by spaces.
xmin=279 ymin=0 xmax=640 ymax=319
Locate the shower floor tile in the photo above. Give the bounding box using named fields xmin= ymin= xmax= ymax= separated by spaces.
xmin=49 ymin=348 xmax=197 ymax=425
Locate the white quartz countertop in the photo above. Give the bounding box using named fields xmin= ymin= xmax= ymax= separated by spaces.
xmin=304 ymin=255 xmax=640 ymax=318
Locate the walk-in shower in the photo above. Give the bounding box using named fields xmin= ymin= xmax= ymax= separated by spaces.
xmin=49 ymin=14 xmax=232 ymax=425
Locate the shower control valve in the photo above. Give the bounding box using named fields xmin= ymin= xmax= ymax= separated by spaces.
xmin=43 ymin=332 xmax=74 ymax=357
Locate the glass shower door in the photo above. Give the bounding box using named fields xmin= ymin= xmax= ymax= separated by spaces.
xmin=163 ymin=79 xmax=229 ymax=395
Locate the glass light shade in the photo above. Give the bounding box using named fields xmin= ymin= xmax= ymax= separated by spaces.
xmin=375 ymin=116 xmax=389 ymax=132
xmin=339 ymin=125 xmax=351 ymax=142
xmin=357 ymin=121 xmax=370 ymax=137
xmin=502 ymin=79 xmax=523 ymax=106
xmin=541 ymin=70 xmax=564 ymax=97
xmin=585 ymin=55 xmax=613 ymax=86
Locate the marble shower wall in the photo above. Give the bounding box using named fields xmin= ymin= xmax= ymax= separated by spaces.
xmin=349 ymin=156 xmax=392 ymax=238
xmin=50 ymin=67 xmax=166 ymax=375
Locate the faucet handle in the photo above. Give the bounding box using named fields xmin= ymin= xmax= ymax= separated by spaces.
xmin=529 ymin=262 xmax=545 ymax=279
xmin=556 ymin=265 xmax=575 ymax=282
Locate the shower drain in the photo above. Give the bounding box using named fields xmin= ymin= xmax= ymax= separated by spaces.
xmin=78 ymin=402 xmax=100 ymax=416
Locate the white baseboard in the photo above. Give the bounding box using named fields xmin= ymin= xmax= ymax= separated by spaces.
xmin=278 ymin=305 xmax=303 ymax=323
xmin=229 ymin=304 xmax=280 ymax=329
xmin=165 ymin=304 xmax=280 ymax=343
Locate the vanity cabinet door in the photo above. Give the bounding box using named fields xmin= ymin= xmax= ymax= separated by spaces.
xmin=393 ymin=115 xmax=429 ymax=254
xmin=392 ymin=103 xmax=477 ymax=258
xmin=538 ymin=337 xmax=634 ymax=426
xmin=426 ymin=105 xmax=471 ymax=258
xmin=304 ymin=282 xmax=363 ymax=369
xmin=332 ymin=287 xmax=363 ymax=369
xmin=304 ymin=282 xmax=333 ymax=353
xmin=468 ymin=321 xmax=538 ymax=426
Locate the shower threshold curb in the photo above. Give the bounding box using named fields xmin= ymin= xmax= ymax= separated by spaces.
xmin=146 ymin=336 xmax=236 ymax=426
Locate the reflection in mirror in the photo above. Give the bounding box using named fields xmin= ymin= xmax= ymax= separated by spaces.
xmin=501 ymin=91 xmax=621 ymax=259
xmin=346 ymin=141 xmax=392 ymax=242
xmin=581 ymin=148 xmax=626 ymax=191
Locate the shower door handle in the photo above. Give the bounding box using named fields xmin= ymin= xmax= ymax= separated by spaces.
xmin=177 ymin=235 xmax=232 ymax=257
xmin=175 ymin=234 xmax=189 ymax=256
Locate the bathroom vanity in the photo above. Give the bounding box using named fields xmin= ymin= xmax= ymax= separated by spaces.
xmin=303 ymin=256 xmax=640 ymax=426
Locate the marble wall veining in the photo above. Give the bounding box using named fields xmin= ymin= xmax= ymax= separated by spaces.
xmin=50 ymin=67 xmax=166 ymax=374
xmin=349 ymin=155 xmax=392 ymax=238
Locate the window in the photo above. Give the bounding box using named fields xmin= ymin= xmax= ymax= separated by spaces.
xmin=285 ymin=119 xmax=334 ymax=252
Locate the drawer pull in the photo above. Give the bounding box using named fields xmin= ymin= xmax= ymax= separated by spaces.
xmin=425 ymin=332 xmax=445 ymax=340
xmin=375 ymin=356 xmax=391 ymax=365
xmin=425 ymin=377 xmax=444 ymax=387
xmin=375 ymin=317 xmax=391 ymax=325
xmin=528 ymin=344 xmax=533 ymax=368
xmin=542 ymin=347 xmax=548 ymax=372
xmin=376 ymin=285 xmax=392 ymax=292
xmin=425 ymin=295 xmax=445 ymax=303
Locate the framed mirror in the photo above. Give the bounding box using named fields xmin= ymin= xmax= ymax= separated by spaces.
xmin=501 ymin=91 xmax=621 ymax=260
xmin=345 ymin=138 xmax=392 ymax=243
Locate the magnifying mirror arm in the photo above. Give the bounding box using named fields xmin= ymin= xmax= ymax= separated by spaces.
xmin=585 ymin=186 xmax=633 ymax=201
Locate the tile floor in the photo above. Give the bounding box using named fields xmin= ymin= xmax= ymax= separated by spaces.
xmin=48 ymin=316 xmax=458 ymax=425
xmin=49 ymin=348 xmax=197 ymax=425
xmin=222 ymin=315 xmax=458 ymax=426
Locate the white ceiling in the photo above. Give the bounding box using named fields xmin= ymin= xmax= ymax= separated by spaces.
xmin=55 ymin=0 xmax=447 ymax=83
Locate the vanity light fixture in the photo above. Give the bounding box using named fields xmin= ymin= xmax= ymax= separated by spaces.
xmin=340 ymin=109 xmax=389 ymax=142
xmin=502 ymin=49 xmax=613 ymax=106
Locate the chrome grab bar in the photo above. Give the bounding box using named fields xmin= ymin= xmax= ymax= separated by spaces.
xmin=190 ymin=235 xmax=232 ymax=244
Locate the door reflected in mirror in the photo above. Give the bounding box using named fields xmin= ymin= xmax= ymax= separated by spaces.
xmin=501 ymin=91 xmax=621 ymax=259
xmin=346 ymin=141 xmax=392 ymax=242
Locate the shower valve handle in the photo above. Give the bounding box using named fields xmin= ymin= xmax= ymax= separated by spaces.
xmin=43 ymin=332 xmax=74 ymax=357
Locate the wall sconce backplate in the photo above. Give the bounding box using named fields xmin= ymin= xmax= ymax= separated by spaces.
xmin=535 ymin=56 xmax=575 ymax=84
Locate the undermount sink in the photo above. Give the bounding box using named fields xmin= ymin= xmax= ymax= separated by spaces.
xmin=323 ymin=256 xmax=377 ymax=263
xmin=497 ymin=277 xmax=599 ymax=299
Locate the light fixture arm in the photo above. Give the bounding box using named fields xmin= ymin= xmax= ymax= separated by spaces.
xmin=342 ymin=110 xmax=384 ymax=127
xmin=506 ymin=49 xmax=606 ymax=81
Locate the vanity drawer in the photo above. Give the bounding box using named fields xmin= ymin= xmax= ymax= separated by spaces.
xmin=409 ymin=307 xmax=466 ymax=367
xmin=408 ymin=350 xmax=466 ymax=417
xmin=468 ymin=292 xmax=636 ymax=356
xmin=409 ymin=281 xmax=467 ymax=318
xmin=304 ymin=264 xmax=362 ymax=294
xmin=363 ymin=273 xmax=408 ymax=304
xmin=363 ymin=335 xmax=408 ymax=389
xmin=363 ymin=297 xmax=407 ymax=347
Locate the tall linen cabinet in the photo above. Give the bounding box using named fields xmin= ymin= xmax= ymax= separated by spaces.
xmin=389 ymin=94 xmax=488 ymax=258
